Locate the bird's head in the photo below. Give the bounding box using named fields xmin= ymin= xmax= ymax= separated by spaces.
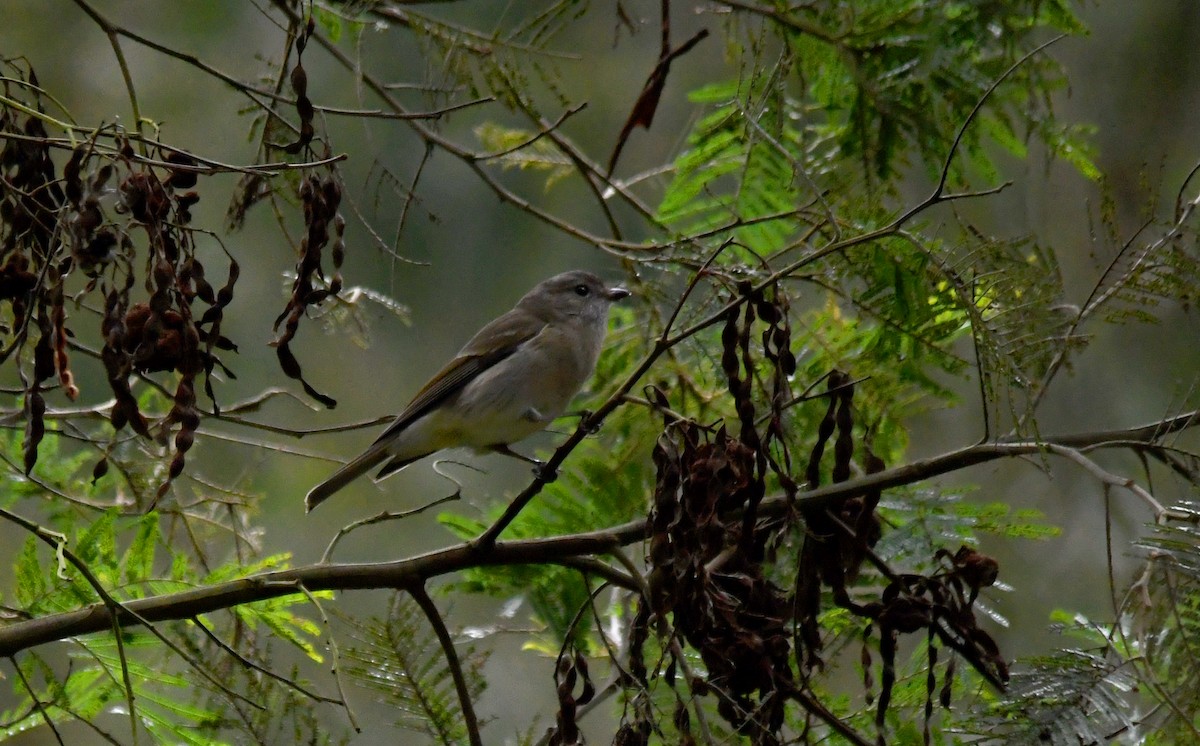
xmin=520 ymin=270 xmax=630 ymax=323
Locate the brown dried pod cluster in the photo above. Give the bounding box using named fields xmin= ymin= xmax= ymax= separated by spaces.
xmin=632 ymin=279 xmax=1007 ymax=740
xmin=546 ymin=648 xmax=595 ymax=746
xmin=281 ymin=17 xmax=316 ymax=156
xmin=720 ymin=282 xmax=804 ymax=537
xmin=64 ymin=145 xmax=118 ymax=271
xmin=644 ymin=420 xmax=796 ymax=740
xmin=795 ymin=372 xmax=883 ymax=664
xmin=862 ymin=545 xmax=1005 ymax=741
xmin=261 ymin=20 xmax=344 ymax=400
xmin=270 ymin=172 xmax=343 ymax=409
xmin=119 ymin=303 xmax=192 ymax=374
xmin=2 ymin=99 xmax=81 ymax=473
xmin=2 ymin=65 xmax=242 ymax=496
xmin=102 ymin=149 xmax=239 ymax=503
xmin=630 ymin=282 xmax=815 ymax=740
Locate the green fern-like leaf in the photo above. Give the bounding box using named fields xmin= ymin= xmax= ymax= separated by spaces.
xmin=966 ymin=648 xmax=1136 ymax=744
xmin=73 ymin=509 xmax=117 ymax=574
xmin=13 ymin=535 xmax=47 ymax=610
xmin=474 ymin=122 xmax=573 ymax=189
xmin=233 ymin=594 xmax=326 ymax=664
xmin=120 ymin=511 xmax=161 ymax=592
xmin=343 ymin=592 xmax=488 ymax=744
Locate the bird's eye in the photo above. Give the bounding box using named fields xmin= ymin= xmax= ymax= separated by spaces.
xmin=574 ymin=284 xmax=590 ymax=296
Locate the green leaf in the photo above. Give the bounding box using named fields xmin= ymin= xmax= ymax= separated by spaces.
xmin=343 ymin=593 xmax=488 ymax=742
xmin=235 ymin=595 xmax=326 ymax=663
xmin=957 ymin=502 xmax=1061 ymax=540
xmin=13 ymin=534 xmax=46 ymax=609
xmin=122 ymin=511 xmax=160 ymax=590
xmin=474 ymin=122 xmax=575 ymax=190
xmin=312 ymin=6 xmax=343 ymax=43
xmin=202 ymin=552 xmax=293 ymax=584
xmin=74 ymin=509 xmax=117 ymax=568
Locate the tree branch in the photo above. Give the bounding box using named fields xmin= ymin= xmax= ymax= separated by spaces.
xmin=410 ymin=584 xmax=483 ymax=746
xmin=2 ymin=411 xmax=1196 ymax=658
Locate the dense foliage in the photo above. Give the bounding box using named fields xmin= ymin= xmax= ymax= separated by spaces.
xmin=2 ymin=2 xmax=1200 ymax=744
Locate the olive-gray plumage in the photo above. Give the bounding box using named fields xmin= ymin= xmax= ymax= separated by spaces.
xmin=305 ymin=270 xmax=629 ymax=512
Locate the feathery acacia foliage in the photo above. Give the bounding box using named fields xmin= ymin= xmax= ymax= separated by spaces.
xmin=1 ymin=2 xmax=1200 ymax=744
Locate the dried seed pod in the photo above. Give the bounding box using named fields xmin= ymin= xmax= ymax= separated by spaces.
xmin=78 ymin=226 xmax=116 ymax=267
xmin=63 ymin=146 xmax=85 ymax=205
xmin=120 ymin=171 xmax=171 ymax=223
xmin=23 ymin=389 xmax=45 ymax=474
xmin=281 ymin=18 xmax=316 ymax=155
xmin=91 ymin=456 xmax=109 ymax=484
xmin=175 ymin=190 xmax=200 ymax=224
xmin=164 ymin=151 xmax=198 ymax=189
xmin=755 ymin=298 xmax=780 ymax=323
xmin=0 ymin=258 xmax=37 ymax=300
xmin=91 ymin=164 xmax=114 ymax=191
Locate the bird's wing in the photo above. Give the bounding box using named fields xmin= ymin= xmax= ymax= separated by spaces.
xmin=370 ymin=309 xmax=545 ymax=445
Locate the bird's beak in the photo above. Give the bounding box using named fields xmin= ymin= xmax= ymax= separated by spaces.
xmin=607 ymin=286 xmax=631 ymax=301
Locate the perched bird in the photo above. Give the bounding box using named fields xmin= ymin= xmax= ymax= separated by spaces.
xmin=305 ymin=270 xmax=630 ymax=512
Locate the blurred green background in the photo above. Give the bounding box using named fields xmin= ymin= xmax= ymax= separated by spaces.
xmin=2 ymin=1 xmax=1200 ymax=742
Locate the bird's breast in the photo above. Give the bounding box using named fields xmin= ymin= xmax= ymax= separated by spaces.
xmin=451 ymin=324 xmax=598 ymax=447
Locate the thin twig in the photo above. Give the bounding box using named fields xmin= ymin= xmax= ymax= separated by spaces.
xmin=321 ymin=493 xmax=460 ymax=564
xmin=1043 ymin=443 xmax=1171 ymax=518
xmin=296 ymin=583 xmax=360 ymax=733
xmin=474 ymin=102 xmax=587 ymax=162
xmin=191 ymin=616 xmax=342 ymax=705
xmin=8 ymin=655 xmax=66 ymax=745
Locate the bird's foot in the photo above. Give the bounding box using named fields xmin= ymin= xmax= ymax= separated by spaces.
xmin=575 ymin=409 xmax=600 ymax=434
xmin=533 ymin=461 xmax=558 ymax=483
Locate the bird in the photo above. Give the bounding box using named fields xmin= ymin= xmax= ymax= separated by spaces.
xmin=305 ymin=270 xmax=630 ymax=512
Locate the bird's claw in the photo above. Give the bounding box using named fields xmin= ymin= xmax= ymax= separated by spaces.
xmin=534 ymin=461 xmax=558 ymax=482
xmin=577 ymin=409 xmax=600 ymax=435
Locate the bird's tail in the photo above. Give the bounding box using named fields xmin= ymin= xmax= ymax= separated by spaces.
xmin=305 ymin=445 xmax=391 ymax=513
